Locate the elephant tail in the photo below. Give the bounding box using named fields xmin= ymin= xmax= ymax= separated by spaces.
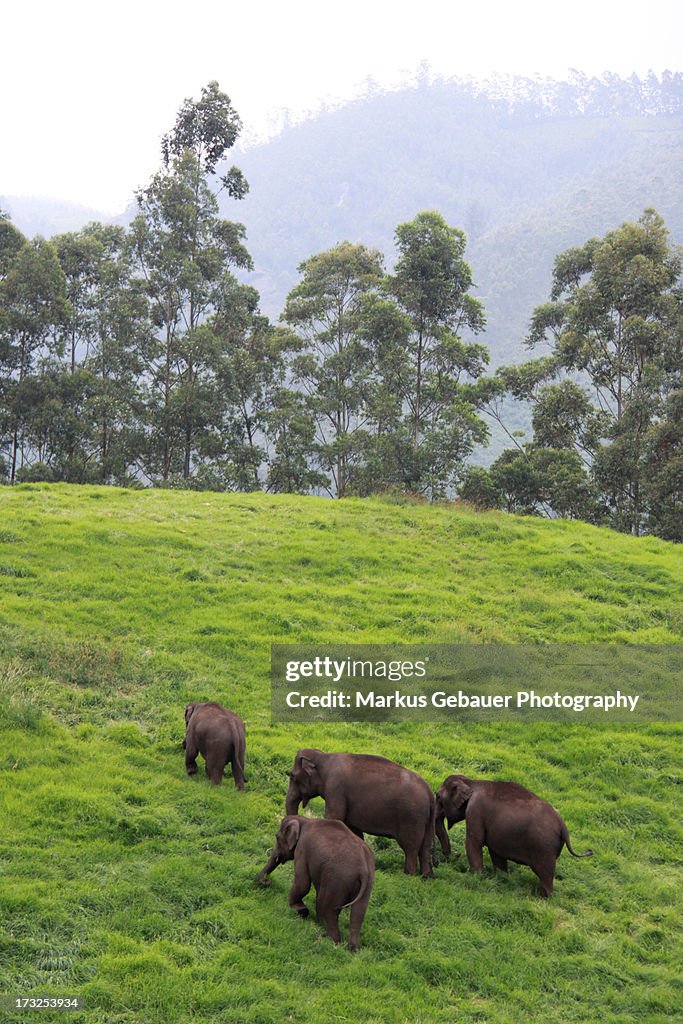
xmin=561 ymin=820 xmax=593 ymax=858
xmin=341 ymin=872 xmax=371 ymax=910
xmin=235 ymin=729 xmax=247 ymax=782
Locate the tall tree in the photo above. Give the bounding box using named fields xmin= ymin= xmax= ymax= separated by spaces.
xmin=131 ymin=82 xmax=253 ymax=484
xmin=83 ymin=224 xmax=150 ymax=483
xmin=473 ymin=211 xmax=683 ymax=535
xmin=0 ymin=238 xmax=69 ymax=482
xmin=518 ymin=209 xmax=682 ymax=535
xmin=283 ymin=242 xmax=384 ymax=496
xmin=189 ymin=281 xmax=283 ymax=491
xmin=385 ymin=211 xmax=489 ymax=496
xmin=0 ymin=211 xmax=25 ymax=280
xmin=641 ymin=389 xmax=683 ymax=541
xmin=52 ymin=228 xmax=104 ymax=373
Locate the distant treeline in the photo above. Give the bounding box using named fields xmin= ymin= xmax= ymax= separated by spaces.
xmin=448 ymin=69 xmax=683 ymax=119
xmin=1 ymin=83 xmax=680 ymax=540
xmin=271 ymin=68 xmax=683 ymax=132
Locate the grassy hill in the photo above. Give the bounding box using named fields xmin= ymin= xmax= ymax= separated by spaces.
xmin=0 ymin=484 xmax=681 ymax=1024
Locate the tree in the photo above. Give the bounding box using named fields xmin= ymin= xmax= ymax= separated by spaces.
xmin=131 ymin=83 xmax=253 ymax=484
xmin=0 ymin=238 xmax=69 ymax=482
xmin=494 ymin=210 xmax=683 ymax=536
xmin=52 ymin=228 xmax=104 ymax=373
xmin=283 ymin=242 xmax=384 ymax=496
xmin=161 ymin=80 xmax=249 ymax=200
xmin=459 ymin=446 xmax=597 ymax=521
xmin=384 ymin=211 xmax=489 ymax=497
xmin=46 ymin=224 xmax=149 ymax=483
xmin=193 ymin=282 xmax=283 ymax=491
xmin=0 ymin=211 xmax=25 ymax=279
xmin=265 ymin=384 xmax=328 ymax=495
xmin=641 ymin=390 xmax=683 ymax=541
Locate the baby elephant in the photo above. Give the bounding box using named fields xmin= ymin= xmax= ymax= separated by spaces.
xmin=183 ymin=701 xmax=246 ymax=789
xmin=258 ymin=816 xmax=375 ymax=951
xmin=435 ymin=774 xmax=592 ymax=897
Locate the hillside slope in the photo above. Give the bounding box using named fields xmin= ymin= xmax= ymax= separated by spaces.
xmin=0 ymin=485 xmax=681 ymax=1024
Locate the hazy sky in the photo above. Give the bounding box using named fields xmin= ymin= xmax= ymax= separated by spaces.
xmin=2 ymin=0 xmax=681 ymax=212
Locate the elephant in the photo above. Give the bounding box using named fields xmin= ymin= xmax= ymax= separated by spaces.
xmin=435 ymin=774 xmax=593 ymax=897
xmin=258 ymin=815 xmax=375 ymax=950
xmin=285 ymin=748 xmax=435 ymax=877
xmin=183 ymin=701 xmax=246 ymax=788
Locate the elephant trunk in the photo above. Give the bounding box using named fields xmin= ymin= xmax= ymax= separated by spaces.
xmin=258 ymin=850 xmax=281 ymax=885
xmin=285 ymin=782 xmax=301 ymax=816
xmin=434 ymin=794 xmax=451 ymax=859
xmin=434 ymin=814 xmax=451 ymax=859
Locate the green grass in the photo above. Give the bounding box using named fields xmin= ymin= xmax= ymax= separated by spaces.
xmin=0 ymin=483 xmax=681 ymax=1024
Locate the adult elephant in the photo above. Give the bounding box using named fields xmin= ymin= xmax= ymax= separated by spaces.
xmin=286 ymin=748 xmax=435 ymax=877
xmin=435 ymin=774 xmax=593 ymax=897
xmin=183 ymin=701 xmax=246 ymax=789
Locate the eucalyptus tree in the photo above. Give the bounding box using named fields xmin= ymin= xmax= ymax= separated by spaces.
xmin=130 ymin=81 xmax=253 ymax=484
xmin=283 ymin=241 xmax=384 ymax=496
xmin=0 ymin=211 xmax=25 ymax=279
xmin=41 ymin=223 xmax=149 ymax=482
xmin=53 ymin=227 xmax=104 ymax=373
xmin=384 ymin=211 xmax=489 ymax=497
xmin=83 ymin=224 xmax=150 ymax=482
xmin=265 ymin=383 xmax=328 ymax=494
xmin=641 ymin=390 xmax=683 ymax=541
xmin=188 ymin=281 xmax=282 ymax=491
xmin=512 ymin=209 xmax=682 ymax=535
xmin=467 ymin=210 xmax=683 ymax=535
xmin=0 ymin=236 xmax=69 ymax=481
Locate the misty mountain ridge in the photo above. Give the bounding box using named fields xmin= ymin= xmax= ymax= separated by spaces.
xmin=4 ymin=71 xmax=682 ymax=377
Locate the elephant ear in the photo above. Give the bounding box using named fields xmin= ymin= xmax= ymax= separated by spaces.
xmin=451 ymin=779 xmax=473 ymax=810
xmin=282 ymin=817 xmax=301 ymax=853
xmin=300 ymin=756 xmax=316 ymax=779
xmin=185 ymin=702 xmax=197 ymax=725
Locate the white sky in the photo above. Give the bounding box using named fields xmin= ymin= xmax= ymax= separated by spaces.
xmin=2 ymin=0 xmax=681 ymax=212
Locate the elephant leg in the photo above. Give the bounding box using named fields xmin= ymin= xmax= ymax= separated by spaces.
xmin=185 ymin=740 xmax=199 ymax=776
xmin=289 ymin=861 xmax=311 ymax=918
xmin=205 ymin=749 xmax=225 ymax=785
xmin=465 ymin=832 xmax=485 ymax=872
xmin=316 ymin=890 xmax=342 ymax=945
xmin=402 ymin=846 xmax=419 ymax=875
xmin=348 ymin=890 xmax=370 ymax=952
xmin=230 ymin=751 xmax=246 ymax=790
xmin=206 ymin=764 xmax=224 ymax=785
xmin=419 ymin=824 xmax=435 ymax=878
xmin=532 ymin=855 xmax=556 ymax=898
xmin=396 ymin=825 xmax=422 ymax=875
xmin=323 ymin=798 xmax=347 ymax=822
xmin=489 ymin=850 xmax=508 ymax=872
xmin=231 ymin=735 xmax=246 ymax=790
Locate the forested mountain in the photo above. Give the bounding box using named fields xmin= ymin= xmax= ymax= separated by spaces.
xmin=226 ymin=73 xmax=683 ymax=364
xmin=5 ymin=72 xmax=683 ymax=365
xmin=0 ymin=196 xmax=111 ymax=240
